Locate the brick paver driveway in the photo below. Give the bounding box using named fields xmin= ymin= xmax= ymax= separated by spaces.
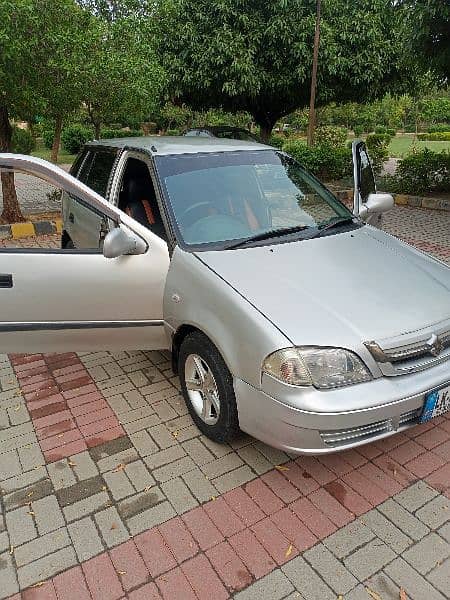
xmin=0 ymin=205 xmax=449 ymax=599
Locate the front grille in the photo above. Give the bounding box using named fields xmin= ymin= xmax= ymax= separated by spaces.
xmin=365 ymin=320 xmax=450 ymax=376
xmin=320 ymin=408 xmax=420 ymax=448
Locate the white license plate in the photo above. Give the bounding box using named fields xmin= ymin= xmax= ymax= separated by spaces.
xmin=420 ymin=384 xmax=450 ymax=423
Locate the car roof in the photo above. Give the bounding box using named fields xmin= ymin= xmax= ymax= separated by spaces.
xmin=86 ymin=135 xmax=272 ymax=156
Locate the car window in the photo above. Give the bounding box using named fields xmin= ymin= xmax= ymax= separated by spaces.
xmin=155 ymin=150 xmax=352 ymax=250
xmin=77 ymin=150 xmax=116 ymax=197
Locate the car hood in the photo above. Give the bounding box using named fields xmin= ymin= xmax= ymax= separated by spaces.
xmin=196 ymin=226 xmax=450 ymax=347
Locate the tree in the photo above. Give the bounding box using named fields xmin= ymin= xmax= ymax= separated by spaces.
xmin=400 ymin=0 xmax=450 ymax=80
xmin=156 ymin=0 xmax=403 ymax=141
xmin=0 ymin=0 xmax=94 ymax=221
xmin=82 ymin=11 xmax=164 ymax=138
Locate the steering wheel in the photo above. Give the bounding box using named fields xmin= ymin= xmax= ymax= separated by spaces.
xmin=185 ymin=213 xmax=249 ymax=244
xmin=179 ymin=201 xmax=216 ymax=228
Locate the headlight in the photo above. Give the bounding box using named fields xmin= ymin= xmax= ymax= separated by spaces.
xmin=262 ymin=347 xmax=372 ymax=389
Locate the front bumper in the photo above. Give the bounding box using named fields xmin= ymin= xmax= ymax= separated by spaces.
xmin=234 ymin=359 xmax=449 ymax=454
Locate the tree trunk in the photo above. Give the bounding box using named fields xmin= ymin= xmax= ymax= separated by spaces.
xmin=50 ymin=115 xmax=63 ymax=163
xmin=94 ymin=121 xmax=101 ymax=139
xmin=307 ymin=0 xmax=321 ymax=147
xmin=0 ymin=102 xmax=24 ymax=223
xmin=258 ymin=121 xmax=275 ymax=143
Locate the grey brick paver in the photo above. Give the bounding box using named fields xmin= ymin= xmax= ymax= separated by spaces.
xmin=323 ymin=520 xmax=374 ymax=559
xmin=344 ymin=539 xmax=396 ymax=581
xmin=403 ymin=532 xmax=450 ymax=574
xmin=378 ymin=498 xmax=430 ymax=541
xmin=103 ymin=469 xmax=135 ymax=500
xmin=14 ymin=527 xmax=70 ymax=567
xmin=360 ymin=509 xmax=412 ymax=553
xmin=161 ymin=476 xmax=198 ymax=514
xmin=181 ymin=467 xmax=217 ymax=502
xmin=237 ymin=445 xmax=273 ymax=474
xmin=5 ymin=506 xmax=37 ymax=546
xmin=213 ymin=464 xmax=255 ymax=493
xmin=385 ymin=557 xmax=447 ymax=600
xmin=130 ymin=429 xmax=159 ymax=457
xmin=234 ymin=569 xmax=294 ymax=599
xmin=17 ymin=546 xmax=77 ymax=589
xmin=416 ymin=495 xmax=450 ymax=529
xmin=96 ymin=447 xmax=138 ymax=473
xmin=94 ymin=506 xmax=129 ymax=547
xmin=63 ymin=491 xmax=110 ymax=522
xmin=68 ymin=516 xmax=104 ymax=561
xmin=282 ymin=556 xmax=336 ymax=600
xmin=201 ymin=453 xmax=244 ymax=479
xmin=32 ymin=495 xmax=64 ymax=535
xmin=0 ymin=450 xmax=22 ymax=479
xmin=152 ymin=455 xmax=196 ymax=482
xmin=0 ymin=551 xmax=19 ymax=599
xmin=69 ymin=450 xmax=99 ymax=481
xmin=438 ymin=522 xmax=450 ymax=543
xmin=181 ymin=438 xmax=215 ymax=465
xmin=394 ymin=481 xmax=438 ymax=512
xmin=1 ymin=465 xmax=47 ymax=495
xmin=17 ymin=443 xmax=44 ymax=472
xmin=126 ymin=500 xmax=176 ymax=535
xmin=427 ymin=558 xmax=450 ymax=596
xmin=125 ymin=459 xmax=155 ymax=491
xmin=304 ymin=543 xmax=357 ymax=594
xmin=47 ymin=459 xmax=77 ymax=490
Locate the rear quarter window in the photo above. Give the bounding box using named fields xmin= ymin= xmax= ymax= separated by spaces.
xmin=77 ymin=149 xmax=117 ymax=197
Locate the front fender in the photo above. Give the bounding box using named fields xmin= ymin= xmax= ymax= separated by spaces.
xmin=164 ymin=247 xmax=290 ymax=388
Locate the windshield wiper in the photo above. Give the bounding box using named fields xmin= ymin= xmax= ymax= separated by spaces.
xmin=309 ymin=217 xmax=357 ymax=239
xmin=225 ymin=225 xmax=311 ymax=250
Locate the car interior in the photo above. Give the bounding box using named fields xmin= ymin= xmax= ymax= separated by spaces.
xmin=118 ymin=158 xmax=168 ymax=241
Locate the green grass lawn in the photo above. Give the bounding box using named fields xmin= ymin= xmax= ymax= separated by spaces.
xmin=388 ymin=135 xmax=450 ymax=158
xmin=31 ymin=141 xmax=76 ymax=165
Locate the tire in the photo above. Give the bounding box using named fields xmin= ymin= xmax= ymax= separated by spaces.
xmin=179 ymin=331 xmax=240 ymax=443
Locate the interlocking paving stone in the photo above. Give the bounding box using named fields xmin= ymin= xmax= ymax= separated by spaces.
xmin=303 ymin=543 xmax=357 ymax=594
xmin=32 ymin=494 xmax=65 ymax=535
xmin=14 ymin=527 xmax=70 ymax=567
xmin=68 ymin=516 xmax=104 ymax=561
xmin=63 ymin=491 xmax=110 ymax=523
xmin=378 ymin=498 xmax=430 ymax=541
xmin=93 ymin=506 xmax=129 ymax=548
xmin=322 ymin=520 xmax=374 ymax=559
xmin=403 ymin=532 xmax=450 ymax=574
xmin=385 ymin=556 xmax=447 ymax=600
xmin=117 ymin=486 xmax=166 ymax=520
xmin=161 ymin=476 xmax=198 ymax=514
xmin=103 ymin=468 xmax=135 ymax=500
xmin=17 ymin=546 xmax=78 ymax=589
xmin=5 ymin=506 xmax=37 ymax=546
xmin=343 ymin=539 xmax=396 ymax=581
xmin=427 ymin=558 xmax=450 ymax=596
xmin=126 ymin=500 xmax=176 ymax=535
xmin=56 ymin=475 xmax=106 ymax=507
xmin=360 ymin=509 xmax=412 ymax=553
xmin=234 ymin=568 xmax=294 ymax=599
xmin=3 ymin=477 xmax=53 ymax=511
xmin=394 ymin=480 xmax=439 ymax=512
xmin=415 ymin=495 xmax=450 ymax=529
xmin=0 ymin=551 xmax=19 ymax=599
xmin=282 ymin=556 xmax=335 ymax=600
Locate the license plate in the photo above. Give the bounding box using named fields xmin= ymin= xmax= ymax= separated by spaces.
xmin=420 ymin=385 xmax=450 ymax=423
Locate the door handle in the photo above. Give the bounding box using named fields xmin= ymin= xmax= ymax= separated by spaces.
xmin=0 ymin=274 xmax=13 ymax=288
xmin=69 ymin=213 xmax=75 ymax=223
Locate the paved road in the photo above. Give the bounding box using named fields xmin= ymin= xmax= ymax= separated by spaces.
xmin=0 ymin=207 xmax=449 ymax=600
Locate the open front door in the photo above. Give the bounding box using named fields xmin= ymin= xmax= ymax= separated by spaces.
xmin=0 ymin=154 xmax=170 ymax=353
xmin=352 ymin=140 xmax=382 ymax=227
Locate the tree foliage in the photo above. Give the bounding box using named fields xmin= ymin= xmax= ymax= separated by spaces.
xmin=156 ymin=0 xmax=403 ymax=139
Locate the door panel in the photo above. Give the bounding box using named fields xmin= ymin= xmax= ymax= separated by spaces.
xmin=0 ymin=153 xmax=170 ymax=353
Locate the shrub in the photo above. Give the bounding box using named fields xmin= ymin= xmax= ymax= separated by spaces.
xmin=391 ymin=149 xmax=450 ymax=194
xmin=11 ymin=127 xmax=35 ymax=154
xmin=374 ymin=125 xmax=387 ymax=134
xmin=166 ymin=128 xmax=181 ymax=136
xmin=100 ymin=128 xmax=143 ymax=139
xmin=417 ymin=131 xmax=450 ymax=141
xmin=365 ymin=133 xmax=392 ymax=174
xmin=282 ymin=140 xmax=352 ymax=181
xmin=386 ymin=128 xmax=396 ymax=137
xmin=268 ymin=134 xmax=284 ymax=149
xmin=314 ymin=126 xmax=347 ymax=148
xmin=427 ymin=123 xmax=450 ymax=133
xmin=61 ymin=124 xmax=92 ymax=154
xmin=353 ymin=125 xmax=364 ymax=137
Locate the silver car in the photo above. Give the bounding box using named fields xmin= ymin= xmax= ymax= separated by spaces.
xmin=0 ymin=137 xmax=449 ymax=454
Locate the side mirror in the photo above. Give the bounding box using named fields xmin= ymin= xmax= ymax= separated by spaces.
xmin=360 ymin=192 xmax=394 ymax=217
xmin=103 ymin=226 xmax=147 ymax=259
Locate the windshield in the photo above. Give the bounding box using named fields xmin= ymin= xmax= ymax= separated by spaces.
xmin=155 ymin=150 xmax=353 ymax=250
